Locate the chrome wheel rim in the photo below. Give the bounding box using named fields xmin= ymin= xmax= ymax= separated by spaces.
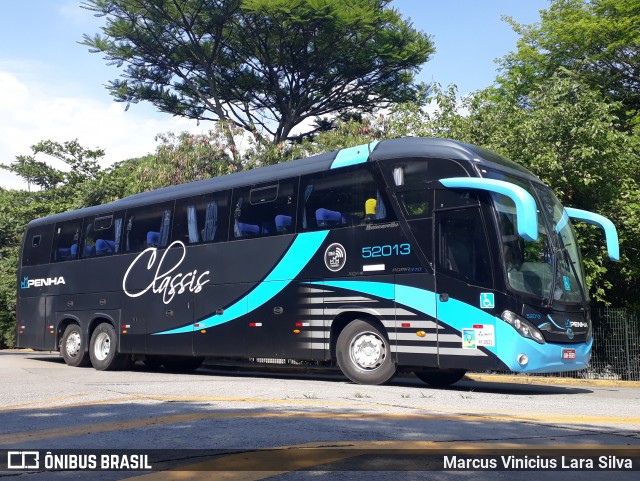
xmin=349 ymin=331 xmax=386 ymax=371
xmin=65 ymin=331 xmax=81 ymax=358
xmin=93 ymin=332 xmax=111 ymax=361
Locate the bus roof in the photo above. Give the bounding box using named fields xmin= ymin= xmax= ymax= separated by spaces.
xmin=26 ymin=137 xmax=538 ymax=228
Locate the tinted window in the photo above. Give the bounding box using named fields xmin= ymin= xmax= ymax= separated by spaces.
xmin=80 ymin=213 xmax=124 ymax=258
xmin=173 ymin=192 xmax=230 ymax=245
xmin=385 ymin=158 xmax=468 ymax=186
xmin=124 ymin=203 xmax=173 ymax=252
xmin=301 ymin=165 xmax=393 ymax=231
xmin=399 ymin=190 xmax=432 ymax=219
xmin=437 ymin=208 xmax=491 ymax=285
xmin=231 ymin=179 xmax=297 ymax=239
xmin=435 ymin=189 xmax=480 ymax=210
xmin=51 ymin=219 xmax=83 ymax=262
xmin=22 ymin=225 xmax=54 ymax=266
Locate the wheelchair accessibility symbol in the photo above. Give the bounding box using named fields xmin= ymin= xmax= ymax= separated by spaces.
xmin=480 ymin=293 xmax=495 ymax=309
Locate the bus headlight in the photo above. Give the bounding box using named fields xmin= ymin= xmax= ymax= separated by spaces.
xmin=501 ymin=310 xmax=546 ymax=344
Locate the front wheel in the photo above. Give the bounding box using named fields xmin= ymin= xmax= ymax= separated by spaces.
xmin=336 ymin=319 xmax=396 ymax=385
xmin=61 ymin=324 xmax=90 ymax=367
xmin=414 ymin=368 xmax=467 ymax=387
xmin=89 ymin=323 xmax=127 ymax=371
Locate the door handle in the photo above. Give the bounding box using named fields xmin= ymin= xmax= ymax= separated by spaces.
xmin=439 ymin=293 xmax=449 ymax=302
xmin=165 ymin=309 xmax=174 ymax=317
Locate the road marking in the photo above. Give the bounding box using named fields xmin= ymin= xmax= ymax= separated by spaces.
xmin=2 ymin=409 xmax=639 ymax=446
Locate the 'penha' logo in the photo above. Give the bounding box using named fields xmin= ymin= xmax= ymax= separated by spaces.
xmin=20 ymin=276 xmax=65 ymax=289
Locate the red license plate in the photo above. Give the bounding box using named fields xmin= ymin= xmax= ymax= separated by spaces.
xmin=562 ymin=349 xmax=576 ymax=360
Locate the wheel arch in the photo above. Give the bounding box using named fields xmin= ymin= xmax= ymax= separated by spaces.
xmin=56 ymin=315 xmax=82 ymax=351
xmin=88 ymin=313 xmax=118 ymax=345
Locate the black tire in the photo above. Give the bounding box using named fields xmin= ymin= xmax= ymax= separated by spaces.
xmin=161 ymin=356 xmax=204 ymax=373
xmin=60 ymin=324 xmax=90 ymax=367
xmin=89 ymin=323 xmax=126 ymax=371
xmin=414 ymin=369 xmax=467 ymax=387
xmin=336 ymin=319 xmax=396 ymax=385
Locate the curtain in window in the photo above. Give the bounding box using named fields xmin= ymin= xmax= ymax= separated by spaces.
xmin=375 ymin=191 xmax=387 ymax=220
xmin=187 ymin=205 xmax=200 ymax=243
xmin=302 ymin=184 xmax=314 ymax=229
xmin=159 ymin=209 xmax=172 ymax=247
xmin=393 ymin=166 xmax=404 ymax=186
xmin=114 ymin=218 xmax=123 ymax=253
xmin=202 ymin=201 xmax=218 ymax=241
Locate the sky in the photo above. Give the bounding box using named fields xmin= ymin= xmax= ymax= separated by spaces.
xmin=0 ymin=0 xmax=550 ymax=190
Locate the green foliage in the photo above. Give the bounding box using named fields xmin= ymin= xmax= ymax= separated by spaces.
xmin=489 ymin=0 xmax=640 ymax=306
xmin=498 ymin=0 xmax=640 ymax=132
xmin=81 ymin=0 xmax=434 ymax=146
xmin=122 ymin=130 xmax=239 ymax=194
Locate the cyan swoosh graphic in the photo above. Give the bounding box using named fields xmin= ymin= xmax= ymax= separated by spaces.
xmin=154 ymin=230 xmax=330 ymax=335
xmin=307 ymin=280 xmax=592 ymax=372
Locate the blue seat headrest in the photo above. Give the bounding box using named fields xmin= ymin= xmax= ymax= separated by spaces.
xmin=147 ymin=231 xmax=160 ymax=246
xmin=316 ymin=208 xmax=342 ymax=222
xmin=238 ymin=222 xmax=260 ymax=236
xmin=275 ymin=215 xmax=292 ymax=229
xmin=96 ymin=239 xmax=116 ymax=254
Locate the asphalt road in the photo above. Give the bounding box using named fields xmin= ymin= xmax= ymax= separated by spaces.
xmin=1 ymin=350 xmax=639 ymax=480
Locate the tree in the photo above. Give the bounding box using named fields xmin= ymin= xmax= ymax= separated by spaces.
xmin=1 ymin=140 xmax=104 ymax=192
xmin=119 ymin=130 xmax=239 ymax=194
xmin=498 ymin=0 xmax=640 ymax=132
xmin=81 ymin=0 xmax=434 ymax=157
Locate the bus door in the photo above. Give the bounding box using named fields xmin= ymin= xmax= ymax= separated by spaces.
xmin=433 ymin=189 xmax=496 ymax=370
xmin=387 ymin=185 xmax=438 ymax=367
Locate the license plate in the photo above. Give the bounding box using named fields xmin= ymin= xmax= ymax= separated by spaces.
xmin=562 ymin=349 xmax=576 ymax=360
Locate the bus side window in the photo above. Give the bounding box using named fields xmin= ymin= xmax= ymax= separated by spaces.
xmin=231 ymin=179 xmax=297 ymax=239
xmin=22 ymin=225 xmax=54 ymax=266
xmin=437 ymin=208 xmax=492 ymax=286
xmin=81 ymin=213 xmax=124 ymax=257
xmin=124 ymin=203 xmax=174 ymax=253
xmin=173 ymin=192 xmax=230 ymax=245
xmin=51 ymin=219 xmax=83 ymax=263
xmin=301 ymin=165 xmax=394 ymax=231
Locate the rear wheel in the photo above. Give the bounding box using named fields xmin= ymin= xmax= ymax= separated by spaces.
xmin=89 ymin=323 xmax=127 ymax=371
xmin=336 ymin=319 xmax=396 ymax=385
xmin=61 ymin=324 xmax=90 ymax=367
xmin=414 ymin=368 xmax=467 ymax=387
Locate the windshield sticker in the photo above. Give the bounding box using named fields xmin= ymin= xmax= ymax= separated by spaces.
xmin=563 ymin=275 xmax=571 ymax=291
xmin=462 ymin=329 xmax=476 ymax=349
xmin=463 ymin=324 xmax=495 ymax=349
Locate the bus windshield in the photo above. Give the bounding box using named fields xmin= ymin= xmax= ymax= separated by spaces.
xmin=486 ymin=170 xmax=587 ymax=304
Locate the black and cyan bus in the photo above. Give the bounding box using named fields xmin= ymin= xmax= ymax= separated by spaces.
xmin=16 ymin=138 xmax=619 ymax=385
